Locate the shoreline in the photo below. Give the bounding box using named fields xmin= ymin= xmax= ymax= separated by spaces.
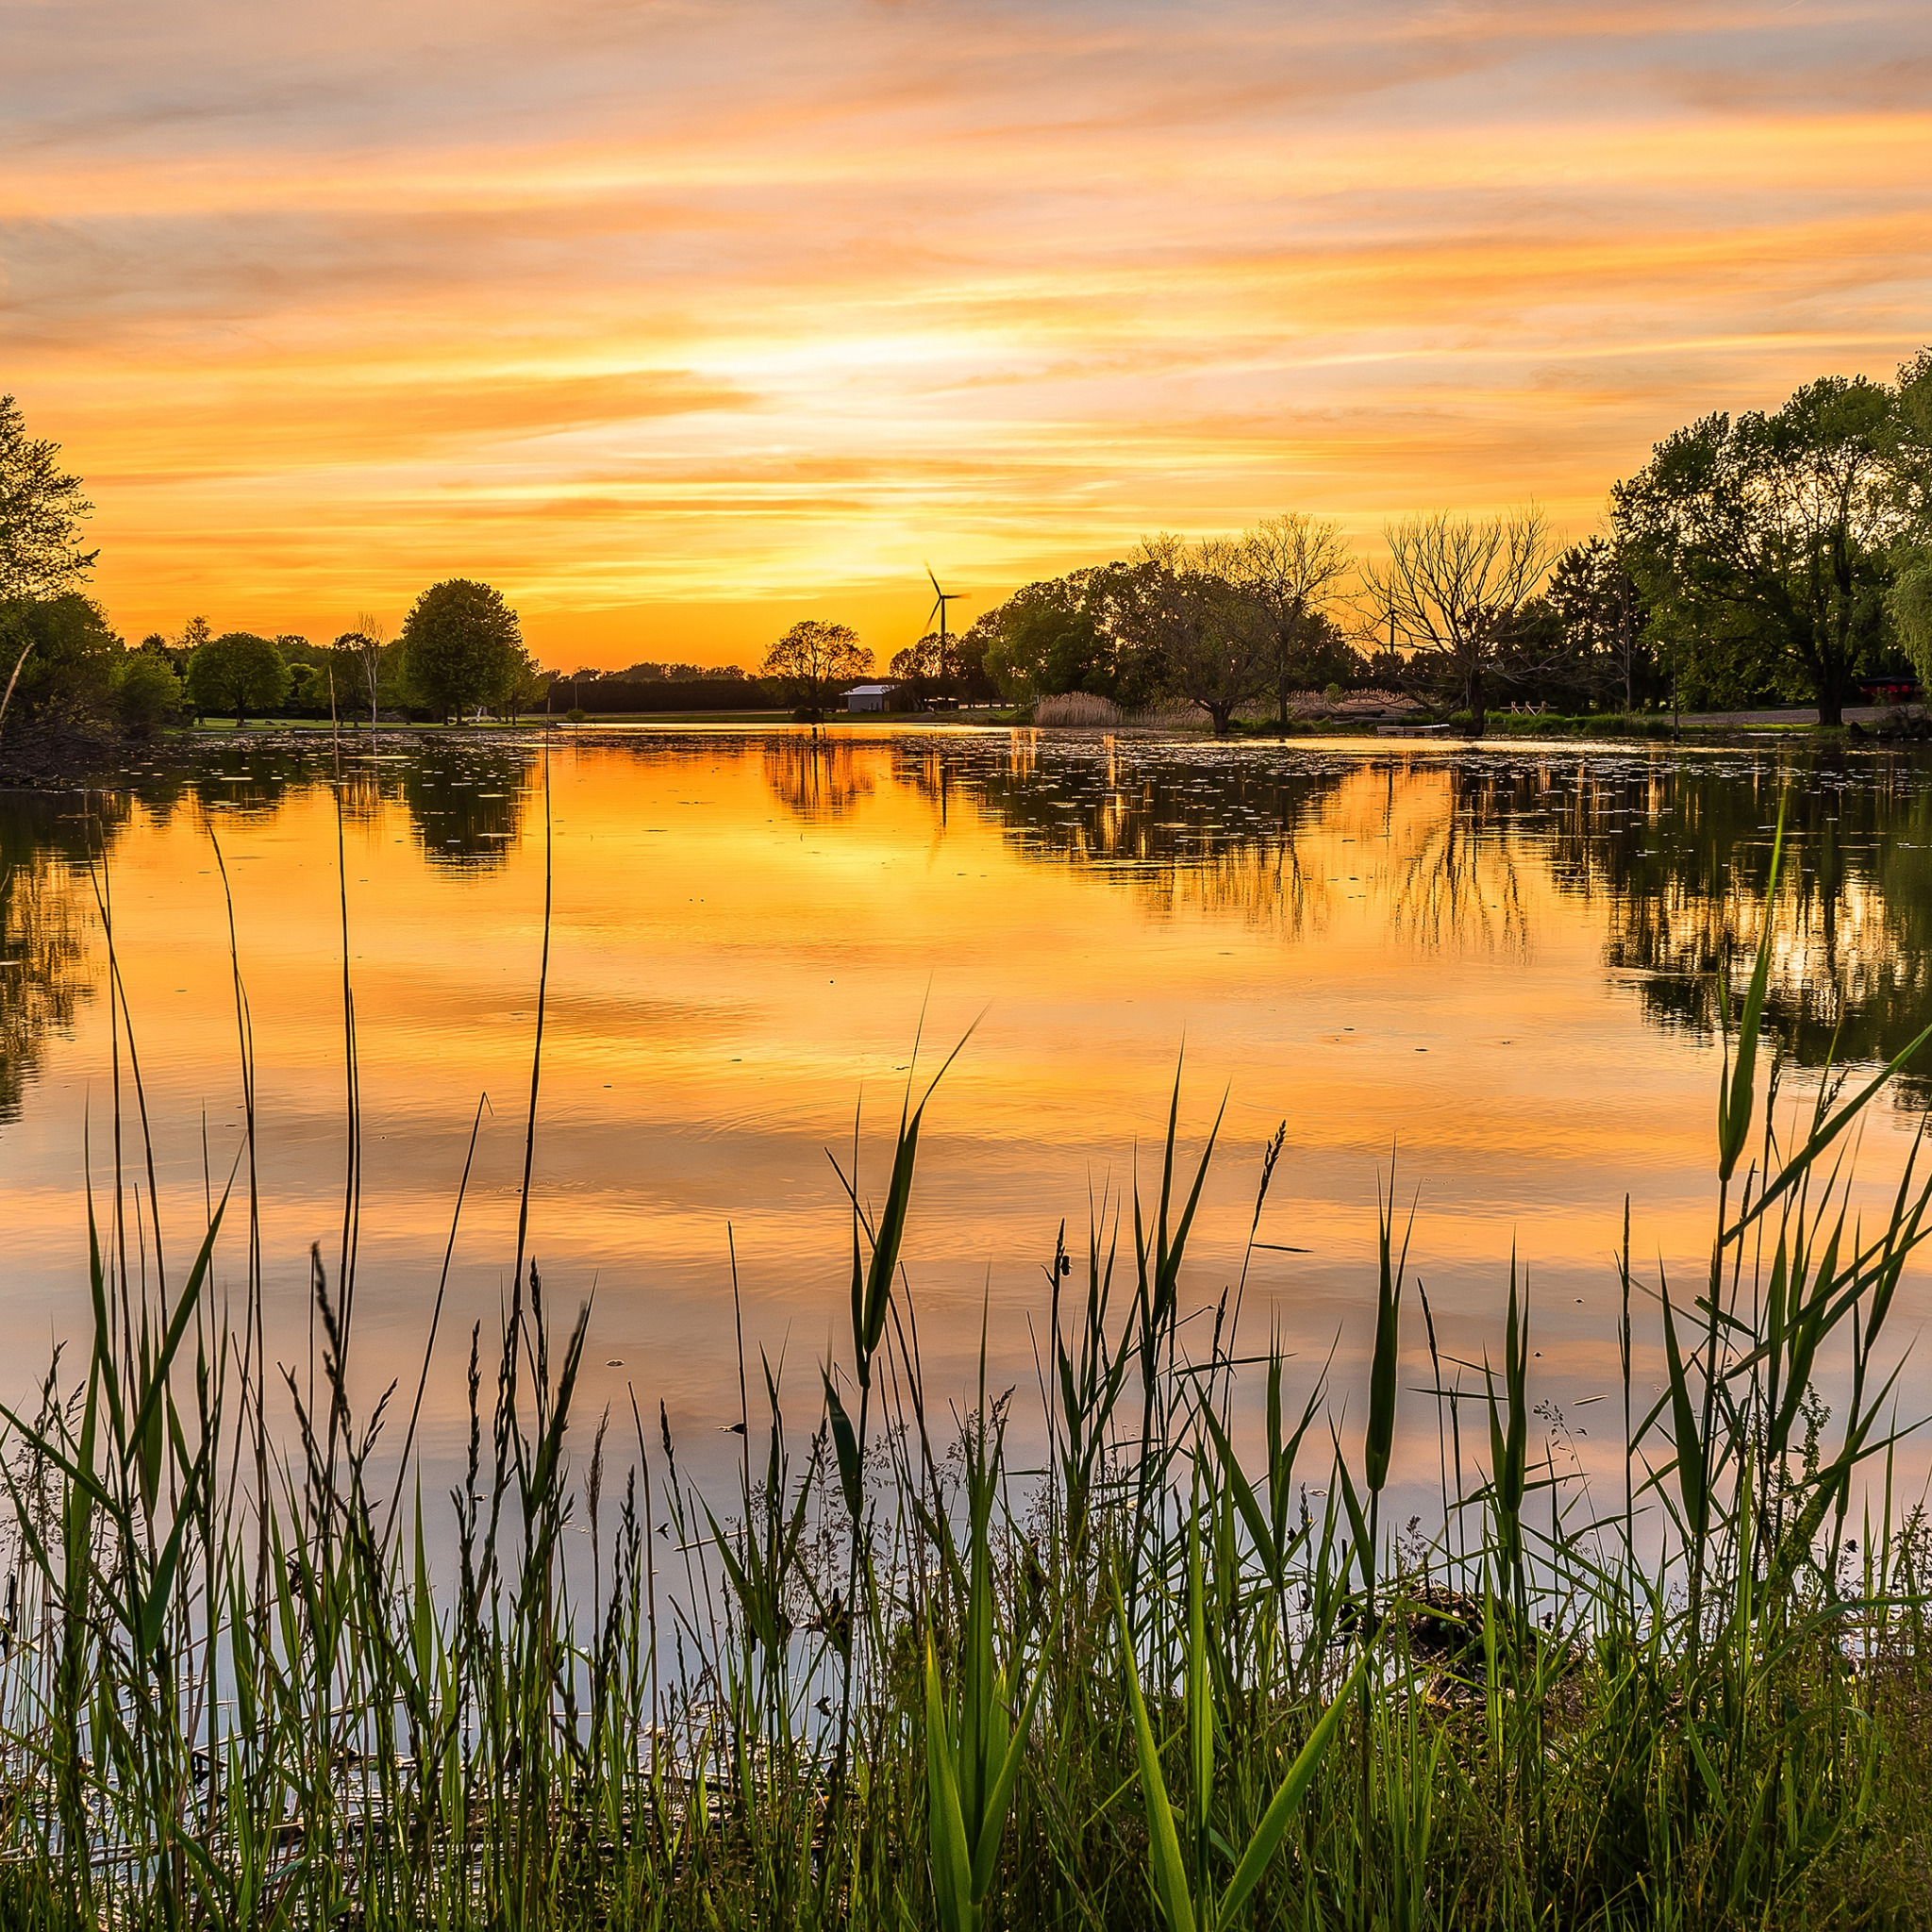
xmin=5 ymin=704 xmax=1929 ymax=792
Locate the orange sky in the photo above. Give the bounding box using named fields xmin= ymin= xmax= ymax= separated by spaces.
xmin=7 ymin=0 xmax=1931 ymax=667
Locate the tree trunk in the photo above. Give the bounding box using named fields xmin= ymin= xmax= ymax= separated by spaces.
xmin=1208 ymin=701 xmax=1236 ymax=735
xmin=1465 ymin=662 xmax=1485 ymax=737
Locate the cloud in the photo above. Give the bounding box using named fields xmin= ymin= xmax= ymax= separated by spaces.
xmin=5 ymin=0 xmax=1929 ymax=657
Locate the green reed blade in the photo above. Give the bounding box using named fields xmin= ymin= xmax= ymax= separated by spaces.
xmin=1719 ymin=797 xmax=1784 ymax=1183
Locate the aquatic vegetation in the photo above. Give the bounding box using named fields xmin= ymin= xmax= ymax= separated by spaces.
xmin=3 ymin=810 xmax=1932 ymax=1929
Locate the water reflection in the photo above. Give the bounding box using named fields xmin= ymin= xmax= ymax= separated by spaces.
xmin=391 ymin=748 xmax=535 ymax=870
xmin=7 ymin=733 xmax=1932 ymax=1131
xmin=0 ymin=796 xmax=110 ymax=1124
xmin=763 ymin=735 xmax=877 ymax=820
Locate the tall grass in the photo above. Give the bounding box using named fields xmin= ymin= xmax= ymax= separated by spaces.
xmin=3 ymin=804 xmax=1932 ymax=1928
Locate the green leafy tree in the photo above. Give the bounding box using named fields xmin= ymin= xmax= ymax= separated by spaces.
xmin=978 ymin=573 xmax=1106 ymax=702
xmin=759 ymin=619 xmax=871 ymax=720
xmin=1546 ymin=536 xmax=1647 ymax=711
xmin=1613 ymin=377 xmax=1902 ymax=724
xmin=399 ymin=578 xmax=528 ymax=722
xmin=888 ymin=631 xmax=945 ymax=703
xmin=114 ymin=652 xmax=184 ymax=735
xmin=1887 ymin=351 xmax=1932 ymax=684
xmin=1121 ymin=535 xmax=1273 ymax=735
xmin=0 ymin=594 xmax=125 ymax=732
xmin=0 ymin=396 xmax=96 ymax=600
xmin=187 ymin=632 xmax=291 ymax=725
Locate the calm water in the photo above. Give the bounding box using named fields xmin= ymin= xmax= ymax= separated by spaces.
xmin=6 ymin=726 xmax=1932 ymax=1493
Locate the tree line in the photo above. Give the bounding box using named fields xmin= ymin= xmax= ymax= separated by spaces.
xmin=791 ymin=351 xmax=1932 ymax=733
xmin=8 ymin=352 xmax=1932 ymax=741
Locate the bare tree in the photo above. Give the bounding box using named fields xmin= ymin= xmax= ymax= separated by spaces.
xmin=1358 ymin=508 xmax=1557 ymax=733
xmin=1231 ymin=512 xmax=1355 ymax=729
xmin=1128 ymin=534 xmax=1271 ymax=734
xmin=354 ymin=611 xmax=390 ymax=730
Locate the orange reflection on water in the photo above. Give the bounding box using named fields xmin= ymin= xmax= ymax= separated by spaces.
xmin=3 ymin=728 xmax=1928 ymax=1503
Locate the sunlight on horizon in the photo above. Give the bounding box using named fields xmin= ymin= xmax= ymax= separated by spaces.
xmin=8 ymin=0 xmax=1930 ymax=662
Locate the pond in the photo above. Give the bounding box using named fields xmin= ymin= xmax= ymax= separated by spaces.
xmin=5 ymin=725 xmax=1932 ymax=1496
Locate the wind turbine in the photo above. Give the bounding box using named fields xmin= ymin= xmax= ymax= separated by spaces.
xmin=924 ymin=566 xmax=969 ymax=677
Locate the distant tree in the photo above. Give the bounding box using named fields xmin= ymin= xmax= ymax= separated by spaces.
xmin=115 ymin=651 xmax=184 ymax=735
xmin=889 ymin=632 xmax=946 ymax=701
xmin=0 ymin=396 xmax=96 ymax=601
xmin=1612 ymin=377 xmax=1902 ymax=724
xmin=979 ymin=573 xmax=1107 ymax=701
xmin=497 ymin=651 xmax=551 ymax=720
xmin=399 ymin=579 xmax=526 ymax=722
xmin=946 ymin=612 xmax=1003 ymax=703
xmin=326 ymin=633 xmax=375 ymax=719
xmin=187 ymin=632 xmax=290 ymax=725
xmin=1122 ymin=535 xmax=1273 ymax=734
xmin=760 ymin=620 xmax=871 ymax=720
xmin=1546 ymin=537 xmax=1646 ymax=711
xmin=1358 ymin=508 xmax=1557 ymax=733
xmin=175 ymin=616 xmax=212 ymax=674
xmin=612 ymin=659 xmax=741 ymax=682
xmin=351 ymin=612 xmax=391 ymax=727
xmin=1231 ymin=512 xmax=1356 ymax=728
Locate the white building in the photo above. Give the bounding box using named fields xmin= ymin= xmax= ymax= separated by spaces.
xmin=845 ymin=683 xmax=897 ymax=713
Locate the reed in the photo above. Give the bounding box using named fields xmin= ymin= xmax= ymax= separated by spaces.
xmin=1032 ymin=692 xmax=1123 ymax=728
xmin=3 ymin=806 xmax=1932 ymax=1929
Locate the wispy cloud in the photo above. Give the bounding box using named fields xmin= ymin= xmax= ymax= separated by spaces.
xmin=5 ymin=0 xmax=1929 ymax=659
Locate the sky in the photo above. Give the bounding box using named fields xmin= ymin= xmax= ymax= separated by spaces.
xmin=6 ymin=0 xmax=1931 ymax=668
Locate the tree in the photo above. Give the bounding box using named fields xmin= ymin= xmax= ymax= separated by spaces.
xmin=1545 ymin=537 xmax=1646 ymax=711
xmin=1358 ymin=508 xmax=1557 ymax=733
xmin=1231 ymin=512 xmax=1356 ymax=728
xmin=187 ymin=632 xmax=291 ymax=725
xmin=1612 ymin=377 xmax=1902 ymax=725
xmin=0 ymin=396 xmax=96 ymax=601
xmin=0 ymin=594 xmax=125 ymax=733
xmin=114 ymin=652 xmax=184 ymax=735
xmin=1122 ymin=535 xmax=1273 ymax=735
xmin=979 ymin=573 xmax=1108 ymax=702
xmin=889 ymin=632 xmax=945 ymax=702
xmin=351 ymin=612 xmax=391 ymax=727
xmin=399 ymin=579 xmax=527 ymax=722
xmin=759 ymin=620 xmax=871 ymax=720
xmin=1886 ymin=351 xmax=1932 ymax=684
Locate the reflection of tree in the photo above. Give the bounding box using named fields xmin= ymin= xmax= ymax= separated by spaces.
xmin=1566 ymin=752 xmax=1932 ymax=1079
xmin=1378 ymin=765 xmax=1534 ymax=958
xmin=0 ymin=795 xmax=121 ymax=1124
xmin=394 ymin=747 xmax=535 ymax=871
xmin=892 ymin=738 xmax=1349 ymax=934
xmin=1398 ymin=745 xmax=1932 ymax=1084
xmin=763 ymin=736 xmax=879 ymax=820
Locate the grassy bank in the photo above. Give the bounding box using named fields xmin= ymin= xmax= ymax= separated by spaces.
xmin=3 ymin=811 xmax=1932 ymax=1930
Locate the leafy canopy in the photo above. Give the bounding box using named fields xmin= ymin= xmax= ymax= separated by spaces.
xmin=0 ymin=396 xmax=96 ymax=602
xmin=399 ymin=578 xmax=532 ymax=719
xmin=187 ymin=633 xmax=291 ymax=724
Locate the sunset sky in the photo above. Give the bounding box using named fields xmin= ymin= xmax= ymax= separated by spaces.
xmin=8 ymin=0 xmax=1931 ymax=667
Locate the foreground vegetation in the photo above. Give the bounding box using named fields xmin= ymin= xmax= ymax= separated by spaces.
xmin=4 ymin=811 xmax=1932 ymax=1929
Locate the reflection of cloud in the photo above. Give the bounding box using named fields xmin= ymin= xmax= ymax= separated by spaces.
xmin=8 ymin=0 xmax=1929 ymax=658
